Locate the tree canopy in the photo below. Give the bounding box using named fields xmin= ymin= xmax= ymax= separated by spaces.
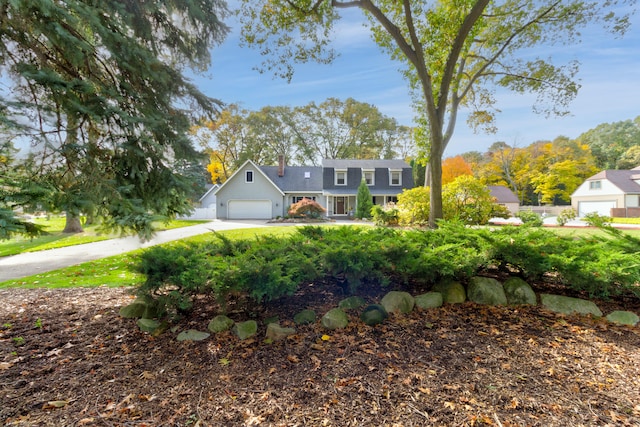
xmin=237 ymin=0 xmax=633 ymax=226
xmin=0 ymin=0 xmax=228 ymax=238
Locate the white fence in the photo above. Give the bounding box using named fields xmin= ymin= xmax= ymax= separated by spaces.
xmin=180 ymin=207 xmax=216 ymax=220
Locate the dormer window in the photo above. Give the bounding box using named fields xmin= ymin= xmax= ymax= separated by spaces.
xmin=245 ymin=170 xmax=254 ymax=183
xmin=335 ymin=170 xmax=347 ymax=186
xmin=589 ymin=180 xmax=601 ymax=190
xmin=389 ymin=170 xmax=402 ymax=186
xmin=363 ymin=170 xmax=375 ymax=186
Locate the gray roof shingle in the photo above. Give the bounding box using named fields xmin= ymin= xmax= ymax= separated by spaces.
xmin=322 ymin=159 xmax=410 ymax=169
xmin=260 ymin=166 xmax=323 ymax=192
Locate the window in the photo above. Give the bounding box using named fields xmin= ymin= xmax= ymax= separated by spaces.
xmin=589 ymin=180 xmax=601 ymax=190
xmin=390 ymin=170 xmax=402 ymax=186
xmin=335 ymin=170 xmax=347 ymax=186
xmin=245 ymin=170 xmax=254 ymax=183
xmin=363 ymin=170 xmax=375 ymax=185
xmin=293 ymin=196 xmax=316 ymax=203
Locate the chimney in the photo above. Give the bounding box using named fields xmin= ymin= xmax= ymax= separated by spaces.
xmin=278 ymin=155 xmax=285 ymax=177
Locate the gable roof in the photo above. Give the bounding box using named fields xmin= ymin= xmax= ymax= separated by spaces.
xmin=214 ymin=160 xmax=285 ymax=196
xmin=322 ymin=159 xmax=410 ymax=169
xmin=488 ymin=185 xmax=519 ymax=203
xmin=260 ymin=166 xmax=323 ymax=192
xmin=586 ymin=169 xmax=640 ymax=194
xmin=198 ymin=184 xmax=219 ymax=203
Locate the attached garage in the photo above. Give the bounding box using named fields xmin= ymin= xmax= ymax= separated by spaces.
xmin=578 ymin=201 xmax=616 ymax=217
xmin=227 ymin=200 xmax=272 ymax=220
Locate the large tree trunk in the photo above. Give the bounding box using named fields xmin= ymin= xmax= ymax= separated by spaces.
xmin=62 ymin=212 xmax=83 ymax=233
xmin=429 ymin=154 xmax=443 ymax=228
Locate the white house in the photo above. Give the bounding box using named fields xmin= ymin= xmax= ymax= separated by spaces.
xmin=571 ymin=166 xmax=640 ymax=217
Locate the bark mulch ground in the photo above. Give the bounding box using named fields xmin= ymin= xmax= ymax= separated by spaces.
xmin=1 ymin=281 xmax=639 ymax=427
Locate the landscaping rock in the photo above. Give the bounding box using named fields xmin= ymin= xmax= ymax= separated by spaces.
xmin=380 ymin=291 xmax=415 ymax=314
xmin=120 ymin=301 xmax=146 ymax=318
xmin=177 ymin=329 xmax=210 ymax=342
xmin=467 ymin=276 xmax=507 ymax=306
xmin=266 ymin=323 xmax=296 ymax=341
xmin=136 ymin=318 xmax=160 ymax=333
xmin=503 ymin=277 xmax=537 ymax=305
xmin=415 ymin=292 xmax=443 ymax=309
xmin=293 ymin=309 xmax=316 ymax=325
xmin=233 ymin=320 xmax=258 ymax=340
xmin=208 ymin=315 xmax=234 ymax=333
xmin=360 ymin=304 xmax=388 ymax=326
xmin=339 ymin=296 xmax=366 ymax=310
xmin=540 ymin=294 xmax=602 ymax=317
xmin=606 ymin=311 xmax=639 ymax=326
xmin=432 ymin=280 xmax=466 ymax=304
xmin=321 ymin=308 xmax=349 ymax=330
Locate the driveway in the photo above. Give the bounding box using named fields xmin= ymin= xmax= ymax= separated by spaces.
xmin=0 ymin=220 xmax=268 ymax=282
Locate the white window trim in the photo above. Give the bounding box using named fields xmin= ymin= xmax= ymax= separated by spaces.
xmin=363 ymin=169 xmax=375 ymax=186
xmin=335 ymin=169 xmax=347 ymax=186
xmin=589 ymin=180 xmax=601 ymax=190
xmin=389 ymin=169 xmax=402 ymax=186
xmin=245 ymin=170 xmax=254 ymax=183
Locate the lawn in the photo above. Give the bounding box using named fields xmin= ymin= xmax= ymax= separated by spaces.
xmin=0 ymin=227 xmax=296 ymax=289
xmin=0 ymin=217 xmax=211 ymax=257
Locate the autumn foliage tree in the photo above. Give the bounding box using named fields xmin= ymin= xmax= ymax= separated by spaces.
xmin=442 ymin=155 xmax=473 ymax=185
xmin=288 ymin=198 xmax=326 ymax=219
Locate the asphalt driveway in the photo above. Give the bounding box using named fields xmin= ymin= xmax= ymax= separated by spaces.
xmin=0 ymin=220 xmax=266 ymax=282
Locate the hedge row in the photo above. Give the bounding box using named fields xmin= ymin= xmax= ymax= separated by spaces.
xmin=132 ymin=222 xmax=640 ymax=319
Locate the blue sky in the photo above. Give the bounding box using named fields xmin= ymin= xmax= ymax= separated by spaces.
xmin=192 ymin=3 xmax=640 ymax=158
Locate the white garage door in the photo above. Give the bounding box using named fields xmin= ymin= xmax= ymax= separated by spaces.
xmin=578 ymin=201 xmax=616 ymax=217
xmin=228 ymin=200 xmax=272 ymax=219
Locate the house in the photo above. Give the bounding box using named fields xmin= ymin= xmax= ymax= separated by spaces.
xmin=571 ymin=166 xmax=640 ymax=217
xmin=488 ymin=185 xmax=520 ymax=216
xmin=199 ymin=184 xmax=219 ymax=209
xmin=214 ymin=157 xmax=414 ymax=220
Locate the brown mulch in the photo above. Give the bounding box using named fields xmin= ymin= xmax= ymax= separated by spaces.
xmin=1 ymin=281 xmax=639 ymax=427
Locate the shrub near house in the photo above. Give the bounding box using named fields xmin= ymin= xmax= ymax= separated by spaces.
xmin=288 ymin=198 xmax=326 ymax=219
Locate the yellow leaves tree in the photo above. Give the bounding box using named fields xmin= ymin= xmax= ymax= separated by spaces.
xmin=441 ymin=155 xmax=472 ymax=185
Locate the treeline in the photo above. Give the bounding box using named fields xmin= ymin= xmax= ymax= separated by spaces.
xmin=190 ymin=98 xmax=416 ymax=183
xmin=444 ymin=116 xmax=640 ymax=205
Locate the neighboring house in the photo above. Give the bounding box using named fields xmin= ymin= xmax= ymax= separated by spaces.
xmin=571 ymin=166 xmax=640 ymax=217
xmin=488 ymin=185 xmax=520 ymax=216
xmin=199 ymin=184 xmax=219 ymax=209
xmin=214 ymin=157 xmax=414 ymax=220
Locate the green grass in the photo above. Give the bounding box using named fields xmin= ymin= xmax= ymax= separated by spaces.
xmin=0 ymin=217 xmax=210 ymax=257
xmin=0 ymin=227 xmax=295 ymax=289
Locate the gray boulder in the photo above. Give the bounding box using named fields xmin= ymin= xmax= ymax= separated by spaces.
xmin=266 ymin=323 xmax=296 ymax=341
xmin=467 ymin=276 xmax=507 ymax=306
xmin=293 ymin=309 xmax=316 ymax=325
xmin=136 ymin=318 xmax=160 ymax=333
xmin=360 ymin=304 xmax=388 ymax=326
xmin=321 ymin=308 xmax=349 ymax=330
xmin=606 ymin=311 xmax=639 ymax=326
xmin=177 ymin=329 xmax=210 ymax=342
xmin=339 ymin=296 xmax=366 ymax=310
xmin=415 ymin=292 xmax=443 ymax=309
xmin=380 ymin=291 xmax=415 ymax=314
xmin=119 ymin=298 xmax=159 ymax=319
xmin=432 ymin=280 xmax=466 ymax=304
xmin=503 ymin=277 xmax=537 ymax=305
xmin=233 ymin=320 xmax=258 ymax=340
xmin=208 ymin=315 xmax=235 ymax=333
xmin=540 ymin=294 xmax=602 ymax=317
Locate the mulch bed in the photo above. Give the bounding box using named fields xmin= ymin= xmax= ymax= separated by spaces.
xmin=1 ymin=281 xmax=639 ymax=427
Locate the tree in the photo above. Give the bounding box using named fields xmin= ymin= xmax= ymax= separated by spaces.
xmin=577 ymin=117 xmax=640 ymax=169
xmin=355 ymin=180 xmax=374 ymax=219
xmin=617 ymin=145 xmax=640 ymax=170
xmin=396 ymin=186 xmax=430 ymax=226
xmin=0 ymin=0 xmax=228 ymax=237
xmin=237 ymin=0 xmax=631 ymax=227
xmin=442 ymin=175 xmax=494 ymax=225
xmin=441 ymin=155 xmax=473 ymax=185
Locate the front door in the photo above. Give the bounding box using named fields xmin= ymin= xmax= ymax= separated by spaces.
xmin=335 ymin=197 xmax=345 ymax=215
